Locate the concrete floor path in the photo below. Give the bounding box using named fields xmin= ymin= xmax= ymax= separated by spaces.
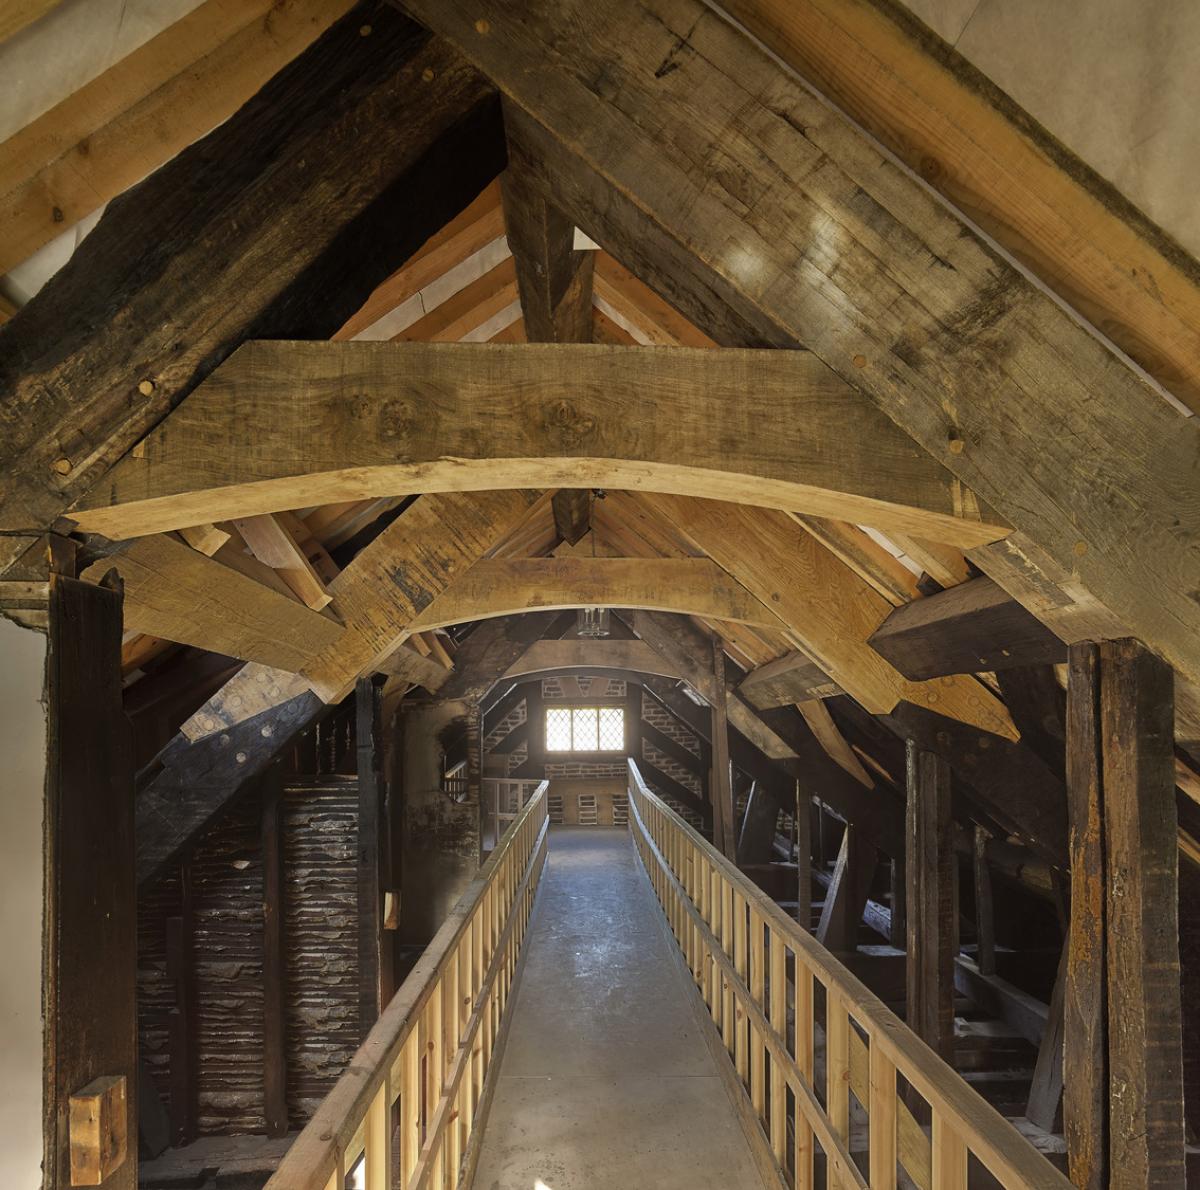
xmin=470 ymin=827 xmax=766 ymax=1190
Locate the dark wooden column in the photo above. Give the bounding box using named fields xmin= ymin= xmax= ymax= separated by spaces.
xmin=816 ymin=823 xmax=876 ymax=953
xmin=45 ymin=573 xmax=136 ymax=1190
xmin=501 ymin=110 xmax=595 ymax=344
xmin=1065 ymin=639 xmax=1183 ymax=1188
xmin=888 ymin=856 xmax=906 ymax=950
xmin=260 ymin=763 xmax=287 ymax=1138
xmin=166 ymin=861 xmax=196 ymax=1147
xmin=796 ymin=783 xmax=812 ymax=931
xmin=905 ymin=742 xmax=955 ymax=1064
xmin=972 ymin=825 xmax=997 ymax=976
xmin=356 ymin=676 xmax=389 ymax=1035
xmin=710 ymin=634 xmax=735 ymax=859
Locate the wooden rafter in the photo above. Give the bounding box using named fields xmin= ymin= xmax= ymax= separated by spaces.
xmin=403 ymin=0 xmax=1200 ymax=697
xmin=0 ymin=7 xmax=504 ymax=545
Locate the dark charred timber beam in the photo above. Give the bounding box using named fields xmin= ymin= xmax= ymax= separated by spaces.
xmin=166 ymin=861 xmax=196 ymax=1147
xmin=738 ymin=651 xmax=844 ymax=709
xmin=755 ymin=703 xmax=905 ymax=861
xmin=972 ymin=825 xmax=997 ymax=977
xmin=0 ymin=4 xmax=503 ymax=550
xmin=1026 ymin=949 xmax=1067 ymax=1132
xmin=46 ymin=575 xmax=137 ymax=1190
xmin=906 ymin=744 xmax=956 ymax=1065
xmin=136 ymin=686 xmax=327 ymax=888
xmin=260 ymin=764 xmax=287 ymax=1139
xmin=1066 ymin=640 xmax=1184 ymax=1187
xmin=710 ymin=632 xmax=735 ymax=859
xmin=867 ymin=577 xmax=1066 ymax=679
xmin=884 ymin=701 xmax=1068 ymax=865
xmin=500 ymin=136 xmax=594 ymax=343
xmin=442 ymin=613 xmax=560 ymax=703
xmin=995 ymin=664 xmax=1067 ymax=781
xmin=356 ymin=676 xmax=389 ymax=1034
xmin=551 ymin=490 xmax=592 ymax=546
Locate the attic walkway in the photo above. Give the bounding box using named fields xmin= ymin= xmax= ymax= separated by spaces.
xmin=469 ymin=826 xmax=764 ymax=1189
xmin=266 ymin=767 xmax=1072 ymax=1190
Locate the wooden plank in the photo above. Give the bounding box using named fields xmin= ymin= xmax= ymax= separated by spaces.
xmin=710 ymin=633 xmax=735 ymax=859
xmin=403 ymin=0 xmax=1200 ymax=699
xmin=334 ymin=181 xmax=504 ymax=340
xmin=261 ymin=764 xmax=287 ymax=1139
xmin=0 ymin=0 xmax=62 ymax=46
xmin=356 ymin=677 xmax=387 ymax=1035
xmin=68 ymin=1075 xmax=128 ymax=1188
xmin=793 ymin=516 xmax=922 ymax=607
xmin=81 ymin=534 xmax=343 ymax=671
xmin=392 ymin=255 xmax=517 ymax=342
xmin=868 ymin=576 xmax=1067 ymax=679
xmin=715 ymin=0 xmax=1200 ymax=415
xmin=1064 ymin=640 xmax=1105 ymax=1189
xmin=551 ymin=490 xmax=591 ymax=545
xmin=410 ymin=556 xmax=786 ymax=632
xmin=375 ymin=642 xmax=451 ymax=694
xmin=0 ymin=0 xmax=356 ymax=274
xmin=300 ymin=491 xmax=539 ymax=702
xmin=46 ymin=575 xmax=136 ymax=1190
xmin=592 ymin=251 xmax=717 ymax=347
xmin=642 ymin=494 xmax=1015 ymax=737
xmin=738 ymin=651 xmax=843 ymax=707
xmin=177 ymin=523 xmax=230 ymax=556
xmin=1100 ymin=639 xmax=1184 ymax=1187
xmin=71 ymin=342 xmax=1006 ymax=549
xmin=233 ymin=513 xmax=333 ymax=610
xmin=501 ymin=146 xmax=595 ymax=342
xmin=906 ymin=744 xmax=955 ymax=1064
xmin=0 ymin=7 xmax=504 ymax=545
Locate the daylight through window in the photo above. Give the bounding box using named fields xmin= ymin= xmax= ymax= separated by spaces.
xmin=545 ymin=706 xmax=625 ymax=752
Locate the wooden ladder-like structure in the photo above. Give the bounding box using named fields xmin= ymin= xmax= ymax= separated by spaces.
xmin=263 ymin=764 xmax=1071 ymax=1190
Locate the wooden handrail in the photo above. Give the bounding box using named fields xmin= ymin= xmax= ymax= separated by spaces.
xmin=627 ymin=760 xmax=1071 ymax=1189
xmin=265 ymin=780 xmax=550 ymax=1190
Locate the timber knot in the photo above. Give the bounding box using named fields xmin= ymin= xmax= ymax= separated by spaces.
xmin=375 ymin=399 xmax=413 ymax=442
xmin=544 ymin=399 xmax=596 ymax=449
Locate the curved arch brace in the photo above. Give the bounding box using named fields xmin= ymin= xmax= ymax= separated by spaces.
xmin=411 ymin=557 xmax=787 ymax=632
xmin=70 ymin=341 xmax=1008 ymax=548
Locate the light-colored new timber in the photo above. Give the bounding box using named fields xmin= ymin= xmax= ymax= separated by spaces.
xmin=628 ymin=761 xmax=1073 ymax=1190
xmin=0 ymin=0 xmax=355 ymax=275
xmin=70 ymin=341 xmax=1007 ymax=548
xmin=80 ymin=534 xmax=343 ymax=671
xmin=643 ymin=494 xmax=1016 ymax=737
xmin=409 ymin=556 xmax=787 ymax=631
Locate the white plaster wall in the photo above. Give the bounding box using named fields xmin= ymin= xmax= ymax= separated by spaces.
xmin=901 ymin=0 xmax=1200 ymax=259
xmin=0 ymin=620 xmax=47 ymax=1190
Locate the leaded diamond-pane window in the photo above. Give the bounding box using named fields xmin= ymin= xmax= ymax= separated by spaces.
xmin=544 ymin=707 xmax=625 ymax=752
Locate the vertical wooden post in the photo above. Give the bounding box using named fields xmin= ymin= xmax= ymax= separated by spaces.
xmin=1065 ymin=641 xmax=1107 ymax=1189
xmin=972 ymin=825 xmax=996 ymax=976
xmin=166 ymin=861 xmax=195 ymax=1146
xmin=906 ymin=743 xmax=955 ymax=1063
xmin=1102 ymin=639 xmax=1182 ymax=1187
xmin=795 ymin=780 xmax=812 ymax=931
xmin=709 ymin=634 xmax=735 ymax=860
xmin=500 ymin=140 xmax=595 ymax=343
xmin=889 ymin=855 xmax=906 ymax=951
xmin=45 ymin=574 xmax=136 ymax=1190
xmin=1066 ymin=638 xmax=1184 ymax=1189
xmin=356 ymin=676 xmax=387 ymax=1034
xmin=261 ymin=762 xmax=287 ymax=1138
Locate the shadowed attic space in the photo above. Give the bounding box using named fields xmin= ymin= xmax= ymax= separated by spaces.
xmin=1 ymin=1 xmax=1199 ymax=1188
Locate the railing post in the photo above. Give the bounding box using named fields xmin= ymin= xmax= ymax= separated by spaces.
xmin=932 ymin=1114 xmax=967 ymax=1189
xmin=869 ymin=1044 xmax=897 ymax=1189
xmin=364 ymin=1079 xmax=391 ymax=1190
